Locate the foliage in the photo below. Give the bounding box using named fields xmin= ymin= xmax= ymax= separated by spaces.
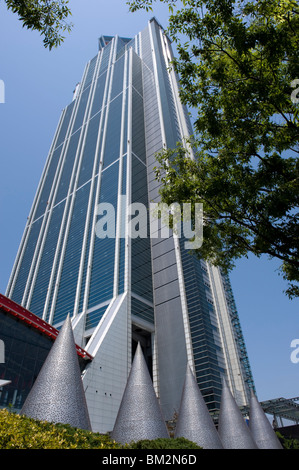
xmin=4 ymin=0 xmax=72 ymax=49
xmin=129 ymin=0 xmax=299 ymax=297
xmin=129 ymin=437 xmax=202 ymax=449
xmin=0 ymin=408 xmax=123 ymax=449
xmin=276 ymin=431 xmax=299 ymax=449
xmin=0 ymin=409 xmax=201 ymax=449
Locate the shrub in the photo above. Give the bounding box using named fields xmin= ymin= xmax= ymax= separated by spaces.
xmin=0 ymin=409 xmax=202 ymax=449
xmin=0 ymin=408 xmax=123 ymax=449
xmin=129 ymin=437 xmax=202 ymax=449
xmin=276 ymin=432 xmax=299 ymax=449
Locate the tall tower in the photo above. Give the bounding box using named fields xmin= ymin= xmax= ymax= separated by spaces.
xmin=6 ymin=18 xmax=254 ymax=433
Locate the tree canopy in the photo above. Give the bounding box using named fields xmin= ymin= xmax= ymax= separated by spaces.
xmin=129 ymin=0 xmax=299 ymax=297
xmin=4 ymin=0 xmax=72 ymax=49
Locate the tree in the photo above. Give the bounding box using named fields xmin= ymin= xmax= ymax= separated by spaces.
xmin=129 ymin=0 xmax=299 ymax=298
xmin=4 ymin=0 xmax=72 ymax=49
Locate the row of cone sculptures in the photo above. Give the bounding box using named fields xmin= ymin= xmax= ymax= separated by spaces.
xmin=21 ymin=316 xmax=282 ymax=449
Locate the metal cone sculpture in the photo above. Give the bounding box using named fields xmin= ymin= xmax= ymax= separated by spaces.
xmin=111 ymin=342 xmax=169 ymax=444
xmin=21 ymin=315 xmax=92 ymax=430
xmin=175 ymin=364 xmax=223 ymax=448
xmin=218 ymin=378 xmax=257 ymax=449
xmin=249 ymin=391 xmax=282 ymax=449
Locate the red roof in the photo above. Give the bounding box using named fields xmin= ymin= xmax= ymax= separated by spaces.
xmin=0 ymin=293 xmax=93 ymax=361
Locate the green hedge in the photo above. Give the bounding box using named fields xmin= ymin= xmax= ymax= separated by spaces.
xmin=129 ymin=437 xmax=201 ymax=449
xmin=0 ymin=408 xmax=123 ymax=449
xmin=0 ymin=409 xmax=201 ymax=449
xmin=4 ymin=409 xmax=298 ymax=450
xmin=276 ymin=432 xmax=299 ymax=449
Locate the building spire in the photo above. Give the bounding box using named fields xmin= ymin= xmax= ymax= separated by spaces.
xmin=111 ymin=342 xmax=169 ymax=444
xmin=21 ymin=315 xmax=92 ymax=431
xmin=249 ymin=391 xmax=282 ymax=449
xmin=218 ymin=378 xmax=257 ymax=448
xmin=175 ymin=364 xmax=223 ymax=448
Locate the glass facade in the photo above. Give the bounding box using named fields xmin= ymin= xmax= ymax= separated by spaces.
xmin=0 ymin=306 xmax=88 ymax=412
xmin=5 ymin=19 xmax=254 ymax=428
xmin=0 ymin=309 xmax=52 ymax=411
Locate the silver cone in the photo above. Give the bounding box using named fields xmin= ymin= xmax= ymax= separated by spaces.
xmin=175 ymin=365 xmax=223 ymax=448
xmin=21 ymin=315 xmax=92 ymax=430
xmin=218 ymin=379 xmax=257 ymax=449
xmin=249 ymin=391 xmax=282 ymax=449
xmin=111 ymin=342 xmax=169 ymax=444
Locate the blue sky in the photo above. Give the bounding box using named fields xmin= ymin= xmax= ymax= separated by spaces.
xmin=0 ymin=0 xmax=298 ymax=412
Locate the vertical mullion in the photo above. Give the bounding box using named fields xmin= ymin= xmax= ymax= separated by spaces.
xmin=73 ymin=51 xmax=104 ymax=317
xmin=124 ymin=47 xmax=133 ymax=294
xmin=113 ymin=48 xmax=128 ymax=297
xmin=148 ymin=21 xmax=167 ymax=149
xmin=48 ymin=56 xmax=101 ymax=324
xmin=41 ymin=62 xmax=90 ymax=321
xmin=82 ymin=38 xmax=116 ymax=314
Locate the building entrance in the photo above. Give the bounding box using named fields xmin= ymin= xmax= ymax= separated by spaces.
xmin=132 ymin=324 xmax=153 ymax=379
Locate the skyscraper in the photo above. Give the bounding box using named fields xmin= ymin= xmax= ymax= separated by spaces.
xmin=6 ymin=18 xmax=254 ymax=433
